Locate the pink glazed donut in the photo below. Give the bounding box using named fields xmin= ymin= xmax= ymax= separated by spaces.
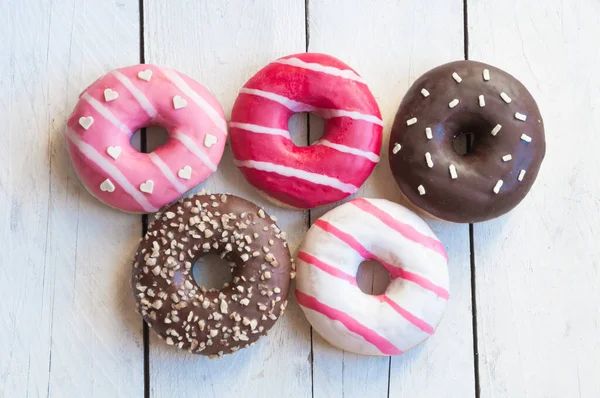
xmin=66 ymin=65 xmax=227 ymax=213
xmin=296 ymin=198 xmax=449 ymax=356
xmin=229 ymin=53 xmax=383 ymax=209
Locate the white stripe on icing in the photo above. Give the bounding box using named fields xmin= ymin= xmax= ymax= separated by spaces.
xmin=81 ymin=93 xmax=130 ymax=136
xmin=229 ymin=122 xmax=291 ymax=139
xmin=111 ymin=70 xmax=157 ymax=118
xmin=148 ymin=153 xmax=187 ymax=193
xmin=234 ymin=159 xmax=359 ymax=194
xmin=159 ymin=67 xmax=227 ymax=135
xmin=66 ymin=128 xmax=157 ymax=212
xmin=274 ymin=57 xmax=365 ymax=83
xmin=171 ymin=132 xmax=217 ymax=172
xmin=239 ymin=88 xmax=383 ymax=126
xmin=315 ymin=140 xmax=380 ymax=163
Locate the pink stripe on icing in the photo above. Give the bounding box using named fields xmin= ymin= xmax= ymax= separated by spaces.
xmin=297 ymin=251 xmax=357 ymax=286
xmin=351 ymin=198 xmax=448 ymax=260
xmin=296 ymin=290 xmax=403 ymax=355
xmin=378 ymin=295 xmax=435 ymax=334
xmin=313 ymin=219 xmax=449 ymax=300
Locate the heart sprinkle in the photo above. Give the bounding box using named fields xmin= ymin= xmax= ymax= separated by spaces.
xmin=173 ymin=95 xmax=188 ymax=110
xmin=100 ymin=179 xmax=115 ymax=193
xmin=140 ymin=180 xmax=154 ymax=194
xmin=178 ymin=165 xmax=192 ymax=180
xmin=204 ymin=133 xmax=217 ymax=148
xmin=103 ymin=88 xmax=119 ymax=102
xmin=106 ymin=146 xmax=122 ymax=160
xmin=137 ymin=69 xmax=153 ymax=82
xmin=79 ymin=116 xmax=94 ymax=130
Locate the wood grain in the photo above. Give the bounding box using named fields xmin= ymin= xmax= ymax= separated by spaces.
xmin=469 ymin=1 xmax=600 ymax=397
xmin=307 ymin=1 xmax=475 ymax=397
xmin=143 ymin=1 xmax=312 ymax=397
xmin=0 ymin=0 xmax=143 ymax=396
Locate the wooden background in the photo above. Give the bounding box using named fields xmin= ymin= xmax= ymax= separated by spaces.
xmin=1 ymin=0 xmax=598 ymax=397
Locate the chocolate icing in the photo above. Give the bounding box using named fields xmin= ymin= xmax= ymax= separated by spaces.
xmin=389 ymin=60 xmax=545 ymax=223
xmin=132 ymin=193 xmax=294 ymax=357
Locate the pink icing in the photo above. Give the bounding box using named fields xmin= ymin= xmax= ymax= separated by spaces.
xmin=66 ymin=64 xmax=227 ymax=213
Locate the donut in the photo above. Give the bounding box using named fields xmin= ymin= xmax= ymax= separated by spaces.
xmin=389 ymin=60 xmax=546 ymax=223
xmin=229 ymin=53 xmax=383 ymax=209
xmin=296 ymin=198 xmax=448 ymax=356
xmin=66 ymin=65 xmax=227 ymax=213
xmin=132 ymin=192 xmax=294 ymax=357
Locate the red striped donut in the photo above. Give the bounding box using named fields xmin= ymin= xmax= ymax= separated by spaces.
xmin=229 ymin=53 xmax=383 ymax=209
xmin=296 ymin=198 xmax=449 ymax=356
xmin=66 ymin=65 xmax=227 ymax=213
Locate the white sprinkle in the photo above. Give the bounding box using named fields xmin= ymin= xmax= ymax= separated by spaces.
xmin=518 ymin=170 xmax=526 ymax=181
xmin=500 ymin=92 xmax=512 ymax=104
xmin=493 ymin=180 xmax=504 ymax=194
xmin=491 ymin=124 xmax=502 ymax=136
xmin=449 ymin=99 xmax=460 ymax=108
xmin=483 ymin=69 xmax=490 ymax=81
xmin=417 ymin=185 xmax=426 ymax=195
xmin=392 ymin=143 xmax=401 ymax=154
xmin=521 ymin=133 xmax=532 ymax=143
xmin=406 ymin=117 xmax=418 ymax=126
xmin=425 ymin=152 xmax=434 ymax=168
xmin=449 ymin=164 xmax=458 ymax=179
xmin=502 ymin=154 xmax=512 ymax=162
xmin=452 ymin=72 xmax=462 ymax=83
xmin=515 ymin=112 xmax=527 ymax=121
xmin=421 ymin=88 xmax=430 ymax=97
xmin=479 ymin=95 xmax=486 ymax=107
xmin=425 ymin=127 xmax=433 ymax=140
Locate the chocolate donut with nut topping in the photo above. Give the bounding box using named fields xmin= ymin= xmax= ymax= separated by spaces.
xmin=389 ymin=60 xmax=545 ymax=223
xmin=132 ymin=192 xmax=294 ymax=357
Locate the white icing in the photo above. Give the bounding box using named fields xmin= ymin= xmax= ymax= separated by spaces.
xmin=452 ymin=72 xmax=462 ymax=83
xmin=483 ymin=69 xmax=490 ymax=81
xmin=204 ymin=133 xmax=217 ymax=148
xmin=178 ymin=165 xmax=192 ymax=180
xmin=500 ymin=92 xmax=512 ymax=104
xmin=421 ymin=88 xmax=430 ymax=97
xmin=448 ymin=99 xmax=459 ymax=108
xmin=392 ymin=143 xmax=401 ymax=154
xmin=493 ymin=180 xmax=503 ymax=194
xmin=234 ymin=159 xmax=359 ymax=194
xmin=171 ymin=132 xmax=217 ymax=172
xmin=425 ymin=127 xmax=433 ymax=140
xmin=502 ymin=154 xmax=512 ymax=162
xmin=229 ymin=122 xmax=290 ymax=139
xmin=491 ymin=124 xmax=502 ymax=136
xmin=449 ymin=164 xmax=458 ymax=179
xmin=418 ymin=185 xmax=426 ymax=195
xmin=173 ymin=95 xmax=188 ymax=109
xmin=518 ymin=170 xmax=526 ymax=181
xmin=273 ymin=57 xmax=364 ymax=83
xmin=406 ymin=117 xmax=417 ymax=126
xmin=140 ymin=180 xmax=154 ymax=194
xmin=316 ymin=140 xmax=380 ymax=162
xmin=106 ymin=146 xmax=122 ymax=160
xmin=81 ymin=92 xmax=130 ymax=135
xmin=515 ymin=112 xmax=527 ymax=121
xmin=137 ymin=69 xmax=153 ymax=81
xmin=112 ymin=70 xmax=157 ymax=118
xmin=479 ymin=94 xmax=486 ymax=107
xmin=425 ymin=152 xmax=433 ymax=168
xmin=100 ymin=178 xmax=115 ymax=192
xmin=103 ymin=88 xmax=119 ymax=102
xmin=149 ymin=153 xmax=187 ymax=193
xmin=521 ymin=133 xmax=532 ymax=142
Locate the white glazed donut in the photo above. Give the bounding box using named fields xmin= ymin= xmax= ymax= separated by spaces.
xmin=295 ymin=198 xmax=449 ymax=355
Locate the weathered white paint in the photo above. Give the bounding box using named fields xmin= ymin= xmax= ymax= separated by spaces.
xmin=307 ymin=1 xmax=474 ymax=397
xmin=0 ymin=0 xmax=143 ymax=397
xmin=143 ymin=1 xmax=311 ymax=397
xmin=470 ymin=1 xmax=600 ymax=397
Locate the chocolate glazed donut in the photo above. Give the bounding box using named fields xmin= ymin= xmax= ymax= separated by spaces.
xmin=389 ymin=60 xmax=546 ymax=223
xmin=132 ymin=192 xmax=294 ymax=357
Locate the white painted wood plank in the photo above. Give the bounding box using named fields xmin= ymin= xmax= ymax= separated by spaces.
xmin=143 ymin=2 xmax=312 ymax=397
xmin=469 ymin=1 xmax=600 ymax=397
xmin=0 ymin=1 xmax=143 ymax=397
xmin=307 ymin=1 xmax=475 ymax=397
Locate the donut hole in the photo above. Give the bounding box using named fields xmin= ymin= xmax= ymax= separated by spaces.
xmin=192 ymin=253 xmax=234 ymax=290
xmin=452 ymin=132 xmax=477 ymax=156
xmin=130 ymin=126 xmax=170 ymax=153
xmin=357 ymin=260 xmax=391 ymax=295
xmin=288 ymin=112 xmax=325 ymax=146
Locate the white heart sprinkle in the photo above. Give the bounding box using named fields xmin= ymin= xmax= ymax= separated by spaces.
xmin=103 ymin=88 xmax=119 ymax=102
xmin=100 ymin=178 xmax=115 ymax=193
xmin=137 ymin=69 xmax=153 ymax=82
xmin=79 ymin=116 xmax=94 ymax=130
xmin=173 ymin=95 xmax=188 ymax=110
xmin=204 ymin=133 xmax=217 ymax=148
xmin=140 ymin=180 xmax=154 ymax=194
xmin=106 ymin=146 xmax=122 ymax=160
xmin=178 ymin=165 xmax=192 ymax=180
